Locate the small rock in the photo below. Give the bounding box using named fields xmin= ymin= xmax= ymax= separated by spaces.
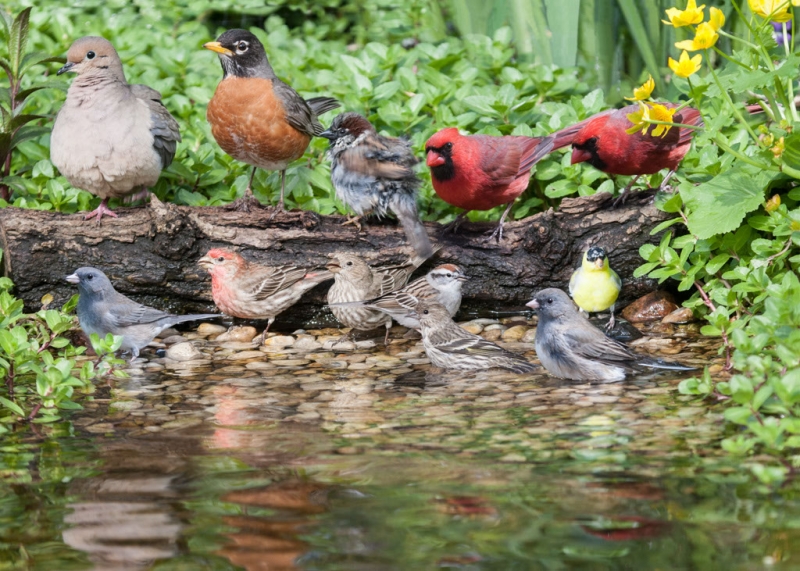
xmin=161 ymin=335 xmax=187 ymax=346
xmin=197 ymin=323 xmax=227 ymax=336
xmin=166 ymin=342 xmax=203 ymax=361
xmin=482 ymin=329 xmax=502 ymax=341
xmin=621 ymin=291 xmax=679 ymax=323
xmin=521 ymin=328 xmax=537 ymax=343
xmin=84 ymin=423 xmax=115 ymax=434
xmin=501 ymin=325 xmax=527 ymax=341
xmin=662 ymin=307 xmax=694 ymax=324
xmin=110 ymin=400 xmax=143 ymax=411
xmin=159 ymin=328 xmax=180 ymax=338
xmin=264 ymin=335 xmax=295 ymax=348
xmin=484 ymin=324 xmax=507 ymax=332
xmin=216 ymin=326 xmax=259 ymax=343
xmin=295 ymin=336 xmax=322 ymax=351
xmin=227 ymin=350 xmax=265 ymax=361
xmin=460 ymin=322 xmax=483 ymax=335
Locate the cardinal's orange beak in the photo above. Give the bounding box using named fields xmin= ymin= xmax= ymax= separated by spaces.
xmin=426 ymin=150 xmax=446 ymax=167
xmin=571 ymin=147 xmax=593 ymax=165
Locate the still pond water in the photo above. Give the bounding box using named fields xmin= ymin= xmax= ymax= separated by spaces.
xmin=1 ymin=318 xmax=797 ymax=571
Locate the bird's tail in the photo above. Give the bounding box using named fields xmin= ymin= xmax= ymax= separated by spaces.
xmin=170 ymin=313 xmax=220 ymax=325
xmin=637 ymin=358 xmax=696 ymax=372
xmin=390 ymin=193 xmax=434 ymax=259
xmin=307 ymin=97 xmax=341 ymax=118
xmin=503 ymin=358 xmax=539 ymax=374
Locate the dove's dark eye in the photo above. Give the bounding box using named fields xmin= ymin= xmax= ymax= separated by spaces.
xmin=86 ymin=51 xmax=95 ymax=60
xmin=346 ymin=261 xmax=353 ymax=266
xmin=217 ymin=256 xmax=225 ymax=262
xmin=423 ymin=310 xmax=429 ymax=315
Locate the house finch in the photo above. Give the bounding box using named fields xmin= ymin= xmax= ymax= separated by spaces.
xmin=321 ymin=112 xmax=433 ymax=258
xmin=51 ymin=37 xmax=180 ymax=222
xmin=569 ymin=246 xmax=621 ymax=330
xmin=548 ymin=103 xmax=704 ymax=204
xmin=204 ymin=29 xmax=339 ymax=212
xmin=329 ymin=264 xmax=466 ymax=330
xmin=326 ymin=252 xmax=429 ymax=344
xmin=409 ymin=300 xmax=537 ymax=373
xmin=424 ymin=128 xmax=553 ymax=242
xmin=526 ymin=288 xmax=693 ymax=382
xmin=65 ymin=267 xmax=218 ymax=361
xmin=198 ymin=248 xmax=333 ymax=343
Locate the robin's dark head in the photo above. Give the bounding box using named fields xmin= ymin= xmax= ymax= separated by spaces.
xmin=203 ymin=29 xmax=273 ymax=79
xmin=65 ymin=267 xmax=114 ymax=298
xmin=526 ymin=288 xmax=576 ymax=322
xmin=319 ymin=112 xmax=376 ymax=143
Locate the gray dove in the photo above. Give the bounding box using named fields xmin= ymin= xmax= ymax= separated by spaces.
xmin=66 ymin=267 xmax=218 ymax=361
xmin=527 ymin=288 xmax=694 ymax=382
xmin=51 ymin=37 xmax=181 ymax=221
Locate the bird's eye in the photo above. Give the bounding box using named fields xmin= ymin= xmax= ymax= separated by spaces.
xmin=86 ymin=274 xmax=93 ymax=280
xmin=217 ymin=256 xmax=225 ymax=262
xmin=86 ymin=51 xmax=95 ymax=60
xmin=346 ymin=261 xmax=353 ymax=266
xmin=446 ymin=273 xmax=452 ymax=278
xmin=423 ymin=309 xmax=429 ymax=315
xmin=443 ymin=142 xmax=453 ymax=151
xmin=547 ymin=298 xmax=553 ymax=304
xmin=236 ymin=41 xmax=248 ymax=52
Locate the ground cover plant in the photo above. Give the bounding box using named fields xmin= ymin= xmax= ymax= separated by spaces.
xmin=0 ymin=0 xmax=798 ymax=484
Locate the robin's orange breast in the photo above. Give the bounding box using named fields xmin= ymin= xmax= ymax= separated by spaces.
xmin=207 ymin=77 xmax=312 ymax=171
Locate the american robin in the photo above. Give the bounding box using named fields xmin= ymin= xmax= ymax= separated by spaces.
xmin=203 ymin=29 xmax=340 ymax=212
xmin=51 ymin=37 xmax=181 ymax=222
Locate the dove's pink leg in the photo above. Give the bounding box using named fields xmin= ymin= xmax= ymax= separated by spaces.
xmin=84 ymin=198 xmax=118 ymax=222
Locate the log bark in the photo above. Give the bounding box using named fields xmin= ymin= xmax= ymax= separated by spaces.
xmin=0 ymin=191 xmax=668 ymax=330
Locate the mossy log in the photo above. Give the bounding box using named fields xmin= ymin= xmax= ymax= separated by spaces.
xmin=0 ymin=191 xmax=668 ymax=331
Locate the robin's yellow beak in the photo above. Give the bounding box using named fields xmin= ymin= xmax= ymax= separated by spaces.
xmin=203 ymin=42 xmax=234 ymax=56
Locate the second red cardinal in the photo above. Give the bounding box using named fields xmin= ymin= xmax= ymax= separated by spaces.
xmin=425 ymin=128 xmax=553 ymax=242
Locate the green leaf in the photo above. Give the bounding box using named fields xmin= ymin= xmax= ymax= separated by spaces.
xmin=0 ymin=396 xmax=24 ymax=417
xmin=680 ymin=165 xmax=775 ymax=240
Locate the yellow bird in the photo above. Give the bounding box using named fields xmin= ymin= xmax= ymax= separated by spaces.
xmin=569 ymin=246 xmax=621 ymax=330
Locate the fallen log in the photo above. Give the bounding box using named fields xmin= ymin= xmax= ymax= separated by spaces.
xmin=0 ymin=190 xmax=668 ymax=330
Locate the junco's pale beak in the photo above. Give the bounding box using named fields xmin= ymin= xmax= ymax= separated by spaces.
xmin=526 ymin=299 xmax=540 ymax=310
xmin=197 ymin=255 xmax=214 ymax=270
xmin=65 ymin=273 xmax=79 ymax=284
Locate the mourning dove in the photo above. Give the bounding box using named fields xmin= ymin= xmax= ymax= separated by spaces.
xmin=65 ymin=267 xmax=218 ymax=361
xmin=51 ymin=37 xmax=181 ymax=222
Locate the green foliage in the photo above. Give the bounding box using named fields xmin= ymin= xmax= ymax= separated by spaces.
xmin=0 ymin=249 xmax=123 ymax=429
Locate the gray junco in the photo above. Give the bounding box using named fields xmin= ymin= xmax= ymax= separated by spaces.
xmin=527 ymin=288 xmax=693 ymax=382
xmin=66 ymin=267 xmax=218 ymax=360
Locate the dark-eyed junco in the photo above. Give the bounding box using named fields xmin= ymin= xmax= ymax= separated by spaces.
xmin=527 ymin=288 xmax=693 ymax=382
xmin=66 ymin=267 xmax=218 ymax=360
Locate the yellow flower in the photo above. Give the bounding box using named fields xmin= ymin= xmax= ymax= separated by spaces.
xmin=663 ymin=0 xmax=706 ymax=27
xmin=708 ymin=6 xmax=725 ymax=30
xmin=748 ymin=0 xmax=792 ymax=22
xmin=674 ymin=22 xmax=719 ymax=51
xmin=625 ymin=75 xmax=655 ymax=101
xmin=626 ymin=102 xmax=652 ymax=135
xmin=765 ymin=194 xmax=781 ymax=212
xmin=669 ymin=50 xmax=702 ymax=78
xmin=649 ymin=104 xmax=677 ymax=137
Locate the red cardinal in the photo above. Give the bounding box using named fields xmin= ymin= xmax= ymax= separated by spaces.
xmin=425 ymin=128 xmax=553 ymax=242
xmin=548 ymin=103 xmax=702 ymax=204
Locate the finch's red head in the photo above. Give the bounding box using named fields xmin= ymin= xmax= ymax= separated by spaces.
xmin=198 ymin=248 xmax=244 ymax=279
xmin=425 ymin=128 xmax=460 ymax=178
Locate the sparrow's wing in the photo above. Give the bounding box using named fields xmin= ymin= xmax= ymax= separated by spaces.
xmin=559 ymin=321 xmax=636 ymax=363
xmin=237 ymin=265 xmax=311 ymax=301
xmin=428 ymin=326 xmax=518 ymax=358
xmin=339 ymin=132 xmax=417 ymax=181
xmin=375 ymin=262 xmax=416 ymax=296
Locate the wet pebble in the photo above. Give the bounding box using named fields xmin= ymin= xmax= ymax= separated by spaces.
xmin=662 ymin=307 xmax=694 ymax=324
xmin=621 ymin=291 xmax=679 ymax=323
xmin=197 ymin=323 xmax=227 ymax=336
xmin=501 ymin=325 xmax=528 ymax=341
xmin=264 ymin=335 xmax=295 ymax=348
xmin=166 ymin=342 xmax=203 ymax=362
xmin=461 ymin=322 xmax=484 ymax=335
xmin=216 ymin=326 xmax=259 ymax=343
xmin=161 ymin=335 xmax=187 ymax=345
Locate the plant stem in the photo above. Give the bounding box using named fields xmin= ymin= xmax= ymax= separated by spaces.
xmin=694 ymin=279 xmax=732 ymax=370
xmin=781 ymin=22 xmax=799 ymax=122
xmin=707 ymin=62 xmax=761 ymax=144
xmin=713 ymin=134 xmax=776 ymax=170
xmin=27 ymin=403 xmax=42 ymax=421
